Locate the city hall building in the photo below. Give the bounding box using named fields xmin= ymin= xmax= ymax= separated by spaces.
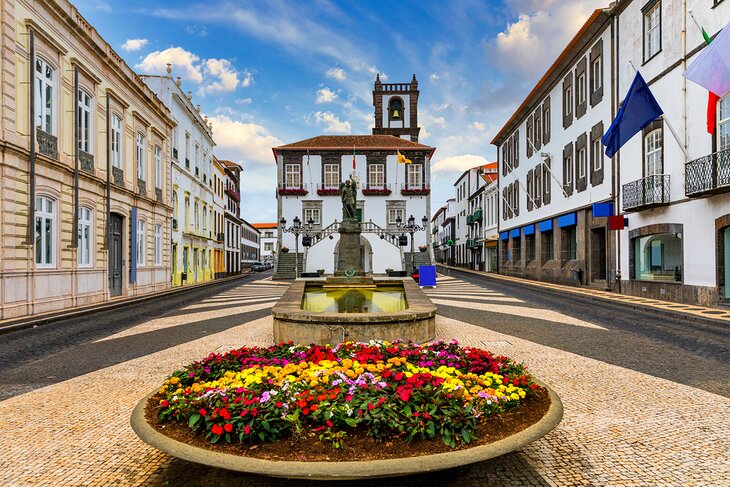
xmin=273 ymin=76 xmax=435 ymax=275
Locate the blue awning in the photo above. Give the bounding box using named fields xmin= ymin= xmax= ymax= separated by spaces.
xmin=523 ymin=224 xmax=535 ymax=235
xmin=538 ymin=219 xmax=553 ymax=232
xmin=558 ymin=212 xmax=577 ymax=228
xmin=592 ymin=202 xmax=614 ymax=218
xmin=500 ymin=231 xmax=509 ymax=240
xmin=510 ymin=228 xmax=520 ymax=238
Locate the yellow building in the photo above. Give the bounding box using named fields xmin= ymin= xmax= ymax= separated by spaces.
xmin=0 ymin=0 xmax=174 ymax=319
xmin=212 ymin=158 xmax=227 ymax=278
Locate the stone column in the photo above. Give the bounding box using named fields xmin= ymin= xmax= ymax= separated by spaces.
xmin=335 ymin=219 xmax=364 ymax=276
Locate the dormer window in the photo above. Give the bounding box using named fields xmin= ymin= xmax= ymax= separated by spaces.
xmin=389 ymin=97 xmax=403 ymax=120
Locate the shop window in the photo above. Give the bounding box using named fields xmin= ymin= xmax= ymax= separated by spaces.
xmin=562 ymin=226 xmax=577 ymax=261
xmin=633 ymin=232 xmax=682 ymax=282
xmin=542 ymin=230 xmax=554 ymax=261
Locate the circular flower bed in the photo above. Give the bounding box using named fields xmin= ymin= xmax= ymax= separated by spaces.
xmin=148 ymin=340 xmax=549 ymax=460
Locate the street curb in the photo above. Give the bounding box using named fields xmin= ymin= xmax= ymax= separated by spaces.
xmin=131 ymin=380 xmax=563 ymax=480
xmin=437 ymin=265 xmax=730 ymax=329
xmin=0 ymin=272 xmax=257 ymax=336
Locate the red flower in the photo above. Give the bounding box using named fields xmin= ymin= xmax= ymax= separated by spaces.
xmin=220 ymin=408 xmax=231 ymax=420
xmin=211 ymin=424 xmax=223 ymax=436
xmin=310 ymin=404 xmax=318 ymax=411
xmin=326 ymin=420 xmax=333 ymax=427
xmin=394 ymin=372 xmax=404 ymax=381
xmin=413 ymin=412 xmax=420 ymax=417
xmin=423 ymin=412 xmax=431 ymax=420
xmin=160 ymin=400 xmax=169 ymax=407
xmin=367 ymin=403 xmax=374 ymax=411
xmin=275 ymin=402 xmax=283 ymax=408
xmin=530 ymin=383 xmax=538 ymax=390
xmin=198 ymin=408 xmax=207 ymax=416
xmin=244 ymin=424 xmax=251 ymax=435
xmin=302 ymin=408 xmax=310 ymax=415
xmin=224 ymin=423 xmax=233 ymax=433
xmin=251 ymin=408 xmax=258 ymax=417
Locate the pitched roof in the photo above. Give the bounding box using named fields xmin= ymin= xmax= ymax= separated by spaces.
xmin=253 ymin=222 xmax=278 ymax=229
xmin=275 ymin=135 xmax=433 ymax=151
xmin=219 ymin=159 xmax=242 ymax=169
xmin=490 ymin=9 xmax=609 ymax=146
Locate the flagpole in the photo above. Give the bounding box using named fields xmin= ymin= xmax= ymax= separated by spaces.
xmin=629 ymin=61 xmax=691 ymax=161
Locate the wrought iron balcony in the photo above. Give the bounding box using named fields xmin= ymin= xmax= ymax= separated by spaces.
xmin=472 ymin=208 xmax=483 ymax=222
xmin=79 ymin=150 xmax=94 ymax=174
xmin=225 ymin=182 xmax=241 ymax=201
xmin=277 ymin=184 xmax=308 ymax=196
xmin=316 ymin=183 xmax=340 ymax=196
xmin=685 ymin=149 xmax=730 ymax=197
xmin=37 ymin=129 xmax=58 ymax=159
xmin=622 ymin=174 xmax=670 ymax=212
xmin=400 ymin=183 xmax=430 ymax=196
xmin=362 ymin=183 xmax=392 ymax=196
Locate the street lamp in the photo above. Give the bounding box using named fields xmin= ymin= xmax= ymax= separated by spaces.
xmin=280 ymin=216 xmax=307 ymax=278
xmin=396 ymin=214 xmax=429 ymax=274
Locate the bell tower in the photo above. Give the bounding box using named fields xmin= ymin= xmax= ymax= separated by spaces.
xmin=372 ymin=74 xmax=420 ymax=142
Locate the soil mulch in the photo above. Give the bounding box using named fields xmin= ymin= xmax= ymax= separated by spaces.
xmin=144 ymin=387 xmax=550 ymax=462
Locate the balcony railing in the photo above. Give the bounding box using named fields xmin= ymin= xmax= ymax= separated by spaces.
xmin=467 ymin=238 xmax=481 ymax=249
xmin=37 ymin=129 xmax=58 ymax=159
xmin=316 ymin=183 xmax=340 ymax=196
xmin=362 ymin=183 xmax=392 ymax=196
xmin=472 ymin=208 xmax=483 ymax=222
xmin=466 ymin=215 xmax=475 ymax=225
xmin=277 ymin=184 xmax=308 ymax=196
xmin=225 ymin=183 xmax=241 ymax=201
xmin=685 ymin=148 xmax=730 ymax=197
xmin=79 ymin=150 xmax=94 ymax=174
xmin=400 ymin=183 xmax=430 ymax=196
xmin=622 ymin=174 xmax=670 ymax=212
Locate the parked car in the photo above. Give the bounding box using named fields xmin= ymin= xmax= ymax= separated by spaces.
xmin=252 ymin=262 xmax=266 ymax=272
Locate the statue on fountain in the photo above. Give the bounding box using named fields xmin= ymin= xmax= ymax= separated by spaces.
xmin=340 ymin=176 xmax=358 ymax=221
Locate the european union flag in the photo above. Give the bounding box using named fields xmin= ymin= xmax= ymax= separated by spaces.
xmin=602 ymin=71 xmax=663 ymax=158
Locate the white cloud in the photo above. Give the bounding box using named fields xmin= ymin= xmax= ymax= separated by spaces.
xmin=314 ymin=111 xmax=351 ymax=134
xmin=202 ymin=58 xmax=240 ymax=93
xmin=208 ymin=115 xmax=283 ymax=166
xmin=235 ymin=97 xmax=252 ymax=105
xmin=315 ymin=88 xmax=338 ymax=104
xmin=241 ymin=70 xmax=254 ymax=88
xmin=136 ymin=47 xmax=202 ymax=82
xmin=470 ymin=121 xmax=486 ymax=132
xmin=429 ymin=73 xmax=440 ymax=82
xmin=432 ymin=154 xmax=490 ymax=173
xmin=326 ymin=67 xmax=346 ymax=82
xmin=121 ymin=38 xmax=148 ymax=52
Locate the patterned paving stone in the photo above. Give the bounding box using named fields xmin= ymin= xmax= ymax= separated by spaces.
xmin=0 ymin=276 xmax=728 ymax=486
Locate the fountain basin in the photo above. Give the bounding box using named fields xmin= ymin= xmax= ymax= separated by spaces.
xmin=272 ymin=278 xmax=436 ymax=345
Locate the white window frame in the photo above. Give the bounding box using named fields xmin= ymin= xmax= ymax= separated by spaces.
xmin=202 ymin=205 xmax=208 ymax=232
xmin=111 ymin=114 xmax=123 ymax=169
xmin=323 ymin=163 xmax=340 ymax=189
xmin=407 ymin=164 xmax=423 ymax=188
xmin=136 ymin=220 xmax=146 ymax=267
xmin=77 ymin=89 xmax=93 ymax=153
xmin=644 ymin=2 xmax=661 ymax=61
xmin=369 ymin=163 xmax=385 ymax=189
xmin=645 ymin=129 xmax=663 ymax=176
xmin=184 ymin=196 xmax=190 ymax=230
xmin=78 ymin=206 xmax=92 ymax=267
xmin=35 ymin=57 xmax=55 ymax=134
xmin=593 ymin=138 xmax=603 ymax=172
xmin=194 ymin=201 xmax=199 ymax=231
xmin=388 ymin=208 xmax=404 ymax=224
xmin=171 ymin=123 xmax=179 ymax=160
xmin=591 ymin=55 xmax=602 ymax=92
xmin=718 ymin=95 xmax=730 ymax=152
xmin=185 ymin=133 xmax=191 ymax=165
xmin=35 ymin=196 xmax=56 ymax=268
xmin=577 ymin=73 xmax=586 ymax=106
xmin=304 ymin=208 xmax=321 ymax=225
xmin=565 ymin=85 xmax=573 ymax=117
xmin=285 ymin=164 xmax=301 ymax=189
xmin=578 ymin=147 xmax=586 ymax=178
xmin=154 ymin=145 xmax=162 ymax=188
xmin=136 ymin=132 xmax=146 ymax=180
xmin=154 ymin=224 xmax=162 ymax=266
xmin=566 ymin=155 xmax=574 ymax=185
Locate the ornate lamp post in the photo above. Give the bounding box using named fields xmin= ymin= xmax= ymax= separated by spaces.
xmin=280 ymin=216 xmax=303 ymax=278
xmin=396 ymin=214 xmax=429 ymax=274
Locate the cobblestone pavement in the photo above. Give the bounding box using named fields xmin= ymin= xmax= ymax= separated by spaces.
xmin=1 ymin=274 xmax=729 ymax=486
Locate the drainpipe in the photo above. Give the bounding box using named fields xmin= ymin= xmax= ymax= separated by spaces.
xmin=106 ymin=94 xmax=111 ymax=250
xmin=681 ymin=0 xmax=688 ymax=152
xmin=73 ymin=66 xmax=79 ymax=248
xmin=28 ymin=30 xmax=35 ymax=244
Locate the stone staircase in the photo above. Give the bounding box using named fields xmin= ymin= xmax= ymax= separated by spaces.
xmin=404 ymin=251 xmax=433 ymax=273
xmin=273 ymin=252 xmax=304 ymax=280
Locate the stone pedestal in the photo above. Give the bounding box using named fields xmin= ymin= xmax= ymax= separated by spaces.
xmin=335 ymin=219 xmax=364 ymax=276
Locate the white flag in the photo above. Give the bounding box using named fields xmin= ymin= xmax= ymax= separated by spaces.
xmin=684 ymin=21 xmax=730 ymax=97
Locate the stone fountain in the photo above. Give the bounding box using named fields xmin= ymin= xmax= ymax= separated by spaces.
xmin=272 ymin=174 xmax=436 ymax=345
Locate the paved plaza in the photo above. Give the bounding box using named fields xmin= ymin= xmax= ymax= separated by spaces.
xmin=1 ymin=272 xmax=729 ymax=486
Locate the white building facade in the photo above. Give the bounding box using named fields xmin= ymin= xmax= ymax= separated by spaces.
xmin=141 ymin=71 xmax=216 ymax=286
xmin=492 ymin=9 xmax=616 ymax=287
xmin=255 ymin=223 xmax=278 ymax=263
xmin=614 ymin=0 xmax=730 ymax=306
xmin=221 ymin=160 xmax=242 ymax=275
xmin=481 ymin=165 xmax=500 ymax=272
xmin=241 ymin=219 xmax=260 ymax=269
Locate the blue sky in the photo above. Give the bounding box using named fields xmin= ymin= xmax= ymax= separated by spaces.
xmin=75 ymin=0 xmax=605 ymax=222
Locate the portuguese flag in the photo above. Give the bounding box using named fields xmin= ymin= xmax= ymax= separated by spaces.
xmin=701 ymin=27 xmax=721 ymax=135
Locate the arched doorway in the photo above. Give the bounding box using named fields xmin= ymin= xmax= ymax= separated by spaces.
xmin=334 ymin=236 xmax=373 ymax=273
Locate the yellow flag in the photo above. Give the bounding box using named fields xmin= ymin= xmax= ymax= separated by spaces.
xmin=397 ymin=149 xmax=412 ymax=164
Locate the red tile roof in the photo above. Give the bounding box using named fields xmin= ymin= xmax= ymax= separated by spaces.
xmin=275 ymin=135 xmax=433 ymax=151
xmin=253 ymin=222 xmax=278 ymax=229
